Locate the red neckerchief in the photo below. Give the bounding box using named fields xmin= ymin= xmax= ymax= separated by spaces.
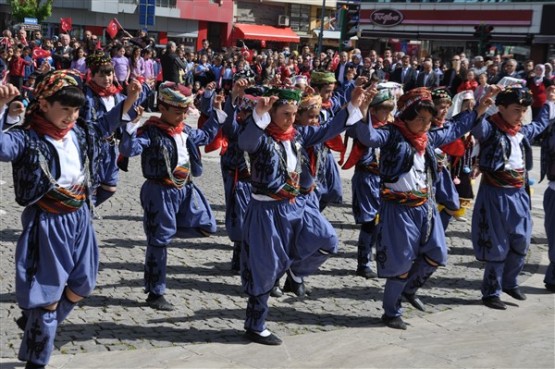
xmin=489 ymin=112 xmax=521 ymax=136
xmin=87 ymin=79 xmax=123 ymax=97
xmin=197 ymin=112 xmax=223 ymax=154
xmin=266 ymin=122 xmax=296 ymax=142
xmin=392 ymin=118 xmax=428 ymax=154
xmin=432 ymin=118 xmax=445 ymax=128
xmin=141 ymin=116 xmax=184 ymax=136
xmin=307 ymin=147 xmax=318 ymax=176
xmin=30 ymin=112 xmax=75 ymax=140
xmin=342 ymin=116 xmax=388 ymax=170
xmin=321 ymin=100 xmax=332 ymax=110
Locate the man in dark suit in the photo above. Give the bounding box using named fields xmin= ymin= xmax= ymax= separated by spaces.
xmin=161 ymin=41 xmax=188 ymax=84
xmin=415 ymin=59 xmax=439 ymax=88
xmin=390 ymin=55 xmax=416 ymax=91
xmin=334 ymin=51 xmax=350 ymax=87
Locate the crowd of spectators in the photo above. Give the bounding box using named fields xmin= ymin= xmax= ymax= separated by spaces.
xmin=1 ymin=26 xmax=554 ymax=114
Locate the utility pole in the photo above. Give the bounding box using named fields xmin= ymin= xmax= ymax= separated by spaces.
xmin=317 ymin=0 xmax=326 ymax=57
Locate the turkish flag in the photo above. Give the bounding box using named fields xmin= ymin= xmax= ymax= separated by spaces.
xmin=60 ymin=17 xmax=72 ymax=33
xmin=32 ymin=47 xmax=51 ymax=60
xmin=106 ymin=18 xmax=120 ymax=39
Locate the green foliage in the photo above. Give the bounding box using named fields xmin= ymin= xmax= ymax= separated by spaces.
xmin=9 ymin=0 xmax=53 ymax=23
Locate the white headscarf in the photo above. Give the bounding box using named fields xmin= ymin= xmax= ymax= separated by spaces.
xmin=534 ymin=64 xmax=545 ymax=86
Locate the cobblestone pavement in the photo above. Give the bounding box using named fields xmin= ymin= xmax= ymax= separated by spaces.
xmin=0 ymin=116 xmax=548 ymax=359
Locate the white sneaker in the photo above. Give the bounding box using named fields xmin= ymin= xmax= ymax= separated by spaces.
xmin=455 ymin=216 xmax=468 ymax=222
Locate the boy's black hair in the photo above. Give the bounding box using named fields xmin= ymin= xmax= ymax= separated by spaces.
xmin=399 ymin=100 xmax=437 ymax=122
xmin=495 ymin=87 xmax=533 ymax=107
xmin=44 ymin=85 xmax=86 ymax=107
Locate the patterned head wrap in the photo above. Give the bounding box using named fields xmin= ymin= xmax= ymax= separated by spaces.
xmin=396 ymin=87 xmax=432 ymax=116
xmin=233 ymin=69 xmax=256 ymax=83
xmin=496 ymin=86 xmax=533 ymax=107
xmin=237 ymin=94 xmax=260 ymax=112
xmin=86 ymin=51 xmax=113 ymax=73
xmin=370 ymin=89 xmax=394 ymax=107
xmin=26 ymin=69 xmax=83 ymax=117
xmin=264 ymin=88 xmax=302 ymax=106
xmin=298 ymin=94 xmax=322 ymax=111
xmin=431 ymin=87 xmax=451 ymax=102
xmin=158 ymin=81 xmax=194 ymax=109
xmin=310 ymin=70 xmax=336 ymax=85
xmin=237 ymin=86 xmax=266 ymax=112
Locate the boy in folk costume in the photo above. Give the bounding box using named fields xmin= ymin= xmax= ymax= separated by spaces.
xmin=355 ymin=87 xmax=497 ymax=329
xmin=430 ymin=88 xmax=467 ymax=230
xmin=448 ymin=91 xmax=479 ymax=225
xmin=0 ymin=71 xmax=142 ymax=369
xmin=309 ymin=70 xmax=355 ymax=210
xmin=471 ymin=86 xmax=555 ymax=309
xmin=220 ymin=78 xmax=262 ymax=273
xmin=342 ymin=89 xmax=395 ymax=279
xmin=119 ymin=82 xmax=226 ymax=311
xmin=238 ymin=86 xmax=369 ymax=345
xmin=540 ymin=91 xmax=555 ymax=292
xmin=81 ymin=51 xmax=151 ymax=207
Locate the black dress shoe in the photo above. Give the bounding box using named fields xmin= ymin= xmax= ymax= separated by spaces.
xmin=244 ymin=329 xmax=282 ymax=345
xmin=270 ymin=285 xmax=283 ymax=298
xmin=355 ymin=266 xmax=378 ymax=279
xmin=146 ymin=293 xmax=174 ymax=311
xmin=283 ymin=276 xmax=307 ymax=297
xmin=196 ymin=228 xmax=212 ymax=237
xmin=482 ymin=296 xmax=507 ymax=310
xmin=381 ymin=314 xmax=407 ymax=330
xmin=25 ymin=362 xmax=45 ymax=369
xmin=15 ymin=313 xmax=27 ymax=331
xmin=402 ymin=292 xmax=426 ymax=311
xmin=545 ymin=283 xmax=555 ymax=293
xmin=503 ymin=287 xmax=527 ymax=301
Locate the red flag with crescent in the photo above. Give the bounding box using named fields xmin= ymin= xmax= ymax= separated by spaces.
xmin=106 ymin=18 xmax=120 ymax=39
xmin=60 ymin=17 xmax=72 ymax=33
xmin=32 ymin=47 xmax=51 ymax=60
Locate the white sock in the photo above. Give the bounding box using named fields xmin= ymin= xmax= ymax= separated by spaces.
xmin=257 ymin=329 xmax=271 ymax=337
xmin=288 ymin=269 xmax=302 ymax=283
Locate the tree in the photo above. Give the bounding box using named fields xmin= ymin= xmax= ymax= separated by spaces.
xmin=9 ymin=0 xmax=53 ymax=23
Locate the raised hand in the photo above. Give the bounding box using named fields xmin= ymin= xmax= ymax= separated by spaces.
xmin=476 ymin=84 xmax=501 ymax=117
xmin=8 ymin=100 xmax=25 ymax=117
xmin=231 ymin=78 xmax=249 ymax=101
xmin=127 ymin=79 xmax=142 ymax=102
xmin=213 ymin=91 xmax=225 ymax=110
xmin=255 ymin=95 xmax=279 ymax=117
xmin=0 ymin=84 xmax=20 ymax=108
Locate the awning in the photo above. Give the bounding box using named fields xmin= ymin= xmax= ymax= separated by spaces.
xmin=233 ymin=23 xmax=300 ymax=43
xmin=167 ymin=31 xmax=198 ymax=38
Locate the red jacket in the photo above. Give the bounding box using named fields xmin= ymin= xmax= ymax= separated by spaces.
xmin=8 ymin=56 xmax=29 ymax=77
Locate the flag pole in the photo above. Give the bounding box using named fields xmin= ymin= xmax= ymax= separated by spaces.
xmin=113 ymin=18 xmax=133 ymax=38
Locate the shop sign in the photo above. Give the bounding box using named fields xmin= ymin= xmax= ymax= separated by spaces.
xmin=370 ymin=9 xmax=403 ymax=27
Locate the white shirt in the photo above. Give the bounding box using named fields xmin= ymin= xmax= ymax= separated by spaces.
xmin=505 ymin=133 xmax=524 ymax=170
xmin=45 ymin=132 xmax=84 ymax=188
xmin=385 ymin=152 xmax=427 ymax=192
